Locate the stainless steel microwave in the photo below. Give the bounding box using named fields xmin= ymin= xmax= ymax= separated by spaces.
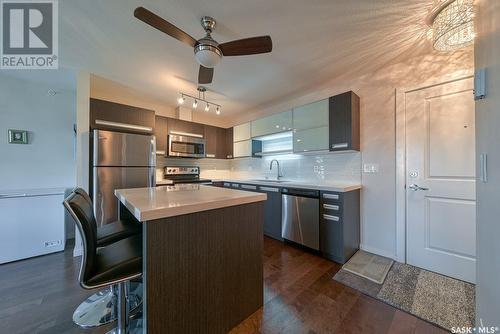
xmin=167 ymin=133 xmax=206 ymax=158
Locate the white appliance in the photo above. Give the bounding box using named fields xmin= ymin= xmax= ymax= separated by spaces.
xmin=0 ymin=189 xmax=66 ymax=264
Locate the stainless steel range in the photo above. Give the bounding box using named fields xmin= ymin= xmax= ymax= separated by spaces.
xmin=163 ymin=166 xmax=212 ymax=185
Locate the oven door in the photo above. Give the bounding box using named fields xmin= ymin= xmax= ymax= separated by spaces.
xmin=168 ymin=134 xmax=205 ymax=158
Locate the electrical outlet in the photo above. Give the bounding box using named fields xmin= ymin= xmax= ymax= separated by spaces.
xmin=45 ymin=240 xmax=62 ymax=248
xmin=363 ymin=163 xmax=379 ymax=173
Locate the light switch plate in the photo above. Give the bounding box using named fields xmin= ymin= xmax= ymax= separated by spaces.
xmin=474 ymin=68 xmax=486 ymax=100
xmin=363 ymin=163 xmax=379 ymax=173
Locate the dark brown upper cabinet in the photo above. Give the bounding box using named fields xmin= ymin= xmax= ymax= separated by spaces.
xmin=204 ymin=125 xmax=218 ymax=158
xmin=329 ymin=91 xmax=360 ymax=152
xmin=90 ymin=98 xmax=155 ymax=135
xmin=154 ymin=116 xmax=169 ymax=152
xmin=168 ymin=118 xmax=204 ymax=137
xmin=225 ymin=127 xmax=234 ymax=159
xmin=204 ymin=125 xmax=233 ymax=159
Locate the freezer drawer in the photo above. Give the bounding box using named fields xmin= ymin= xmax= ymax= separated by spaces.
xmin=93 ymin=166 xmax=155 ymax=226
xmin=281 ymin=194 xmax=319 ymax=250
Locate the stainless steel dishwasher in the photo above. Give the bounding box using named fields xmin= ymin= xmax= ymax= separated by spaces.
xmin=281 ymin=188 xmax=320 ymax=250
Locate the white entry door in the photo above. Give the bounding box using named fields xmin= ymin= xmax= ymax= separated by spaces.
xmin=406 ymin=77 xmax=476 ymax=283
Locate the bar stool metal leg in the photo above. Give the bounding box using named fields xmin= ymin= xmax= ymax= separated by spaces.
xmin=73 ymin=282 xmax=142 ymax=328
xmin=107 ymin=281 xmax=143 ymax=334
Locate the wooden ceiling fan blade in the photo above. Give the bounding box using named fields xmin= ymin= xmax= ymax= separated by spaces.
xmin=198 ymin=66 xmax=214 ymax=84
xmin=134 ymin=7 xmax=197 ymax=47
xmin=219 ymin=36 xmax=272 ymax=56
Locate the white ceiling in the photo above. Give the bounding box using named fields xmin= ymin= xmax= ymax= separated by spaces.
xmin=60 ymin=0 xmax=435 ymax=121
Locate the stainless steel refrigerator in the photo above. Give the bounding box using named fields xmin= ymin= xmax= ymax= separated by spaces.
xmin=93 ymin=129 xmax=156 ymax=226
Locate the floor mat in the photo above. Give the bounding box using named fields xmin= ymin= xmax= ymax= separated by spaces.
xmin=342 ymin=250 xmax=394 ymax=284
xmin=334 ymin=262 xmax=475 ymax=331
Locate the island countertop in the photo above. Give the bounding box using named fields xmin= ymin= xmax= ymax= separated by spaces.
xmin=115 ymin=184 xmax=267 ymax=221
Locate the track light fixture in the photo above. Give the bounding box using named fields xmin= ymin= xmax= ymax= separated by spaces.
xmin=177 ymin=94 xmax=185 ymax=104
xmin=177 ymin=86 xmax=221 ymax=115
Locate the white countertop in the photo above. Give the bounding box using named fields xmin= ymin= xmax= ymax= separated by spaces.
xmin=115 ymin=184 xmax=267 ymax=221
xmin=212 ymin=179 xmax=361 ymax=193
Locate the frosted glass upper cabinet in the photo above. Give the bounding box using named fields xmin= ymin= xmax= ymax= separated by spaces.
xmin=251 ymin=110 xmax=292 ymax=138
xmin=293 ymin=126 xmax=329 ymax=152
xmin=292 ymin=98 xmax=329 ymax=152
xmin=292 ymin=99 xmax=329 ymax=131
xmin=233 ymin=122 xmax=251 ymax=142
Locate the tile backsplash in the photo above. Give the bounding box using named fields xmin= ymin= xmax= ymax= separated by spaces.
xmin=157 ymin=152 xmax=361 ymax=185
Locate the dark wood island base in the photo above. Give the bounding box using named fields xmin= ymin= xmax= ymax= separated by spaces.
xmin=143 ymin=202 xmax=264 ymax=334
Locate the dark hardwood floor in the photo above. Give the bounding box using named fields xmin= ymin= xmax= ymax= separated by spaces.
xmin=0 ymin=237 xmax=447 ymax=334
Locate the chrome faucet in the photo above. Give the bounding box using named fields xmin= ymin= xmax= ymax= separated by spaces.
xmin=269 ymin=159 xmax=283 ymax=180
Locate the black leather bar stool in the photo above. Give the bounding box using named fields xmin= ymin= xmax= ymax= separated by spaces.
xmin=64 ymin=190 xmax=143 ymax=334
xmin=65 ymin=188 xmax=142 ymax=329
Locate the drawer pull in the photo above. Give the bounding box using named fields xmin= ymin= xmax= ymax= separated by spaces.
xmin=231 ymin=184 xmax=240 ymax=188
xmin=241 ymin=185 xmax=257 ymax=190
xmin=323 ymin=193 xmax=339 ymax=200
xmin=323 ymin=214 xmax=340 ymax=222
xmin=323 ymin=204 xmax=339 ymax=211
xmin=223 ymin=183 xmax=231 ymax=187
xmin=331 ymin=142 xmax=348 ymax=149
xmin=206 ymin=154 xmax=215 ymax=158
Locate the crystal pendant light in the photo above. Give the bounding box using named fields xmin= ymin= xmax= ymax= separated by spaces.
xmin=427 ymin=0 xmax=474 ymax=52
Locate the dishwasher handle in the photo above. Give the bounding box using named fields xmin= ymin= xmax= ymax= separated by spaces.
xmin=282 ymin=187 xmax=319 ymax=198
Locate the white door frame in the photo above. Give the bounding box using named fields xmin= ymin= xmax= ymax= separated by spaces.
xmin=394 ymin=75 xmax=474 ymax=263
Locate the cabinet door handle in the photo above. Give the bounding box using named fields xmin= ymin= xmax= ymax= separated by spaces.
xmin=95 ymin=119 xmax=153 ymax=132
xmin=331 ymin=142 xmax=348 ymax=149
xmin=323 ymin=193 xmax=339 ymax=200
xmin=323 ymin=204 xmax=340 ymax=211
xmin=206 ymin=154 xmax=215 ymax=158
xmin=323 ymin=214 xmax=340 ymax=222
xmin=231 ymin=184 xmax=240 ymax=188
xmin=223 ymin=183 xmax=231 ymax=187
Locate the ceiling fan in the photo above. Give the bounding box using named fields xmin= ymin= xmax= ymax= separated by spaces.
xmin=134 ymin=7 xmax=273 ymax=85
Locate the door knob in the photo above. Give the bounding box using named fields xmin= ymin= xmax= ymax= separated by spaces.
xmin=408 ymin=184 xmax=429 ymax=191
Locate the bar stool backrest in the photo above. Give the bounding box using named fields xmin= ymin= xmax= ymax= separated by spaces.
xmin=63 ymin=190 xmax=98 ymax=288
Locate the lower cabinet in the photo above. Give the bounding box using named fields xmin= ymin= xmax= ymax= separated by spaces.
xmin=257 ymin=185 xmax=282 ymax=241
xmin=319 ymin=190 xmax=360 ymax=264
xmin=218 ymin=181 xmax=360 ymax=263
xmin=225 ymin=183 xmax=282 ymax=240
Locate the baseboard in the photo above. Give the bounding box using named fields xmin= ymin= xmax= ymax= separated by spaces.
xmin=360 ymin=244 xmax=397 ymax=261
xmin=73 ymin=244 xmax=82 ymax=257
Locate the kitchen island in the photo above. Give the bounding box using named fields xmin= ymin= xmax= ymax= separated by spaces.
xmin=115 ymin=184 xmax=267 ymax=334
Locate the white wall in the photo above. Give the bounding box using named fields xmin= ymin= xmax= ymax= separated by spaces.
xmin=0 ymin=72 xmax=76 ymax=190
xmin=474 ymin=0 xmax=500 ymax=327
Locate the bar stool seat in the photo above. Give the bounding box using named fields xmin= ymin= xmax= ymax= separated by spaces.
xmin=88 ymin=234 xmax=142 ymax=287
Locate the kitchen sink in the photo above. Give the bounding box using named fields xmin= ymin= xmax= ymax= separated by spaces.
xmin=251 ymin=179 xmax=290 ymax=183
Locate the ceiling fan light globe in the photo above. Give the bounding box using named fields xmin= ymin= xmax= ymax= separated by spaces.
xmin=195 ymin=49 xmax=221 ymax=68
